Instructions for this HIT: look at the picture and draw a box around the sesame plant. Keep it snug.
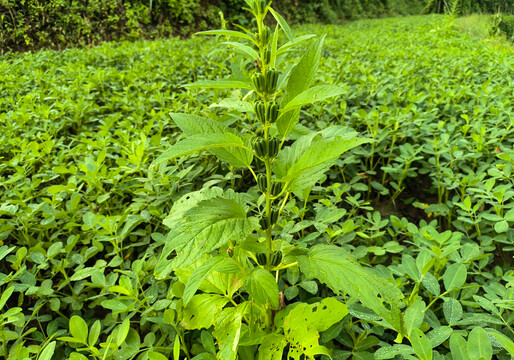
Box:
[149,0,405,358]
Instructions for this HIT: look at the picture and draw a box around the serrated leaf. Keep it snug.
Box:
[276,36,325,137]
[244,268,279,309]
[151,133,251,167]
[183,256,236,306]
[258,334,287,360]
[171,113,253,167]
[280,85,346,113]
[157,196,252,271]
[298,244,403,333]
[213,307,243,360]
[183,80,252,90]
[196,29,254,41]
[180,294,229,330]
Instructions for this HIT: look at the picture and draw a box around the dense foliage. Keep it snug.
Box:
[424,0,513,15]
[0,0,427,54]
[1,4,514,360]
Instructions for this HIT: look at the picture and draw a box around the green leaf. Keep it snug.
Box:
[298,244,404,334]
[274,126,370,193]
[173,334,181,360]
[116,317,131,346]
[148,351,168,360]
[171,113,253,167]
[70,267,100,281]
[467,327,492,360]
[69,353,89,360]
[421,272,440,296]
[157,195,252,271]
[181,294,229,330]
[210,99,254,113]
[404,298,425,336]
[443,263,467,291]
[151,133,251,167]
[201,331,216,355]
[375,344,415,359]
[403,255,421,281]
[196,29,254,42]
[213,307,244,360]
[258,334,287,360]
[450,333,468,360]
[0,245,15,263]
[183,256,236,306]
[221,42,259,60]
[38,341,56,360]
[489,331,514,357]
[244,268,280,309]
[183,80,252,90]
[69,315,88,344]
[276,36,325,137]
[276,35,316,56]
[426,326,452,348]
[268,8,293,42]
[494,220,509,233]
[0,286,14,310]
[88,320,101,346]
[443,298,463,325]
[410,329,433,360]
[280,85,346,113]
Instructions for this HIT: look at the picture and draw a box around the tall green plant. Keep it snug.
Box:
[150,0,404,358]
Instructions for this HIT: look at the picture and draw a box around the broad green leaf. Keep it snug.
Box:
[467,327,492,360]
[88,320,101,346]
[298,244,404,334]
[170,113,253,167]
[157,195,252,271]
[210,99,254,112]
[277,36,325,137]
[173,334,181,360]
[151,133,251,167]
[38,341,56,360]
[213,307,243,360]
[69,315,88,344]
[375,344,415,359]
[116,317,131,346]
[196,29,254,42]
[280,85,346,113]
[404,298,425,336]
[148,351,168,360]
[183,256,236,306]
[69,353,89,360]
[201,330,216,355]
[494,220,509,233]
[410,329,433,360]
[443,298,463,325]
[268,8,293,42]
[183,80,252,90]
[276,35,316,56]
[244,268,279,309]
[443,263,467,291]
[450,333,468,360]
[274,126,369,194]
[403,255,421,281]
[489,331,514,356]
[180,294,229,330]
[221,42,259,59]
[426,326,452,348]
[421,272,440,296]
[0,286,14,310]
[258,334,287,360]
[70,267,100,281]
[0,245,15,263]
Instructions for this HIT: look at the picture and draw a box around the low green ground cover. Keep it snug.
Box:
[0,12,513,360]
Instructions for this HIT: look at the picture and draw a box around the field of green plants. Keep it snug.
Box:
[1,1,513,359]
